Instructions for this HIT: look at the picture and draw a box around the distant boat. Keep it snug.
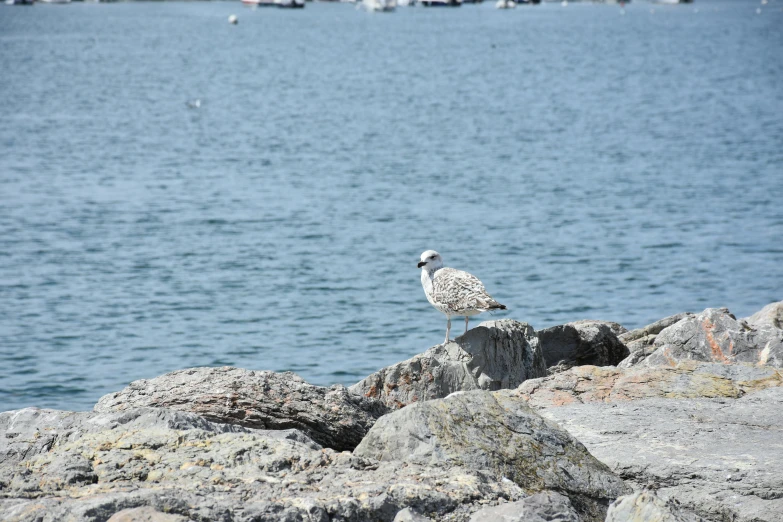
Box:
[420,0,461,6]
[5,0,35,5]
[276,0,305,7]
[363,0,396,10]
[242,0,277,6]
[38,0,71,3]
[462,0,484,3]
[496,0,515,7]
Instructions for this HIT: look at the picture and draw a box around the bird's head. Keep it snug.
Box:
[418,250,443,270]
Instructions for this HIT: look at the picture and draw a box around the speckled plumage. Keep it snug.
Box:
[425,267,504,315]
[418,250,506,343]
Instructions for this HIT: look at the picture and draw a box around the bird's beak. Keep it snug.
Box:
[417,261,426,268]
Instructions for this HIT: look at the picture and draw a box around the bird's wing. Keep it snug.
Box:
[433,268,494,311]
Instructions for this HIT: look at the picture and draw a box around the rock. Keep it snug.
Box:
[108,507,188,522]
[639,307,783,368]
[94,367,388,451]
[537,320,629,370]
[0,407,270,468]
[618,312,695,345]
[393,507,433,521]
[0,407,530,522]
[354,389,630,521]
[349,320,546,410]
[605,491,705,522]
[468,490,580,522]
[516,360,783,409]
[617,313,695,368]
[743,300,783,330]
[537,388,783,522]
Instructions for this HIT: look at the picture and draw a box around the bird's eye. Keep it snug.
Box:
[429,255,436,260]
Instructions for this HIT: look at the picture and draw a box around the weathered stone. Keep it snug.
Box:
[617,313,695,368]
[94,367,388,451]
[0,407,272,469]
[108,506,189,522]
[393,507,433,522]
[640,307,783,368]
[354,389,630,521]
[537,320,629,369]
[743,300,783,330]
[605,491,705,522]
[516,360,783,409]
[618,313,695,345]
[602,321,629,337]
[349,320,546,410]
[468,490,579,522]
[538,388,783,522]
[0,407,529,522]
[616,339,657,369]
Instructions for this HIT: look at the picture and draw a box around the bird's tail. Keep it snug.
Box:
[481,300,507,312]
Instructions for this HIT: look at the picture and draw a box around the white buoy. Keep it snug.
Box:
[561,0,567,6]
[761,0,767,5]
[228,14,238,24]
[756,7,761,13]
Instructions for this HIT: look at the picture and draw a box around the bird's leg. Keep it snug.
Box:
[444,318,451,344]
[465,316,469,334]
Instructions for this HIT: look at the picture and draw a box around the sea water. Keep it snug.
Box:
[1,0,781,411]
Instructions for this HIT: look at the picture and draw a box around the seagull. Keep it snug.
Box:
[418,250,507,344]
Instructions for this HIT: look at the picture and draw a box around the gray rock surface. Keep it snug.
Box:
[516,361,782,409]
[394,507,433,522]
[539,387,783,522]
[537,320,629,369]
[94,367,388,451]
[617,312,695,368]
[107,506,189,522]
[605,491,705,522]
[468,491,580,522]
[0,407,528,522]
[618,312,695,345]
[349,320,546,409]
[0,407,279,468]
[354,389,630,521]
[743,300,783,330]
[639,307,783,368]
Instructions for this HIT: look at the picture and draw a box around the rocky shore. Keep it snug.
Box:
[1,302,781,522]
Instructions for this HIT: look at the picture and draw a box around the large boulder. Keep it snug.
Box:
[468,490,580,522]
[516,360,783,409]
[617,312,695,368]
[108,507,189,522]
[605,491,704,522]
[0,407,273,468]
[392,507,432,522]
[639,307,783,368]
[537,320,629,370]
[0,407,528,522]
[743,300,783,330]
[536,387,783,522]
[94,367,388,452]
[349,320,546,409]
[353,389,630,521]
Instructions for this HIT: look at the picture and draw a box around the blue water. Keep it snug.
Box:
[1,0,781,412]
